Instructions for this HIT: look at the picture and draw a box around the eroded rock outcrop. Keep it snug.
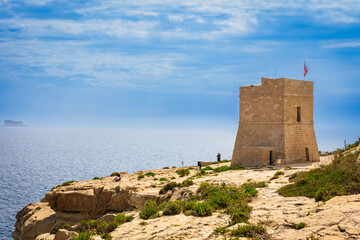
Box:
[12,202,56,240]
[14,173,175,240]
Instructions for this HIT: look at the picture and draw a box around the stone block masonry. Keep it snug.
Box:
[231,77,320,167]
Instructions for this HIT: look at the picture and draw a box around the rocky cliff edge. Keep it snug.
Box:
[13,156,360,240]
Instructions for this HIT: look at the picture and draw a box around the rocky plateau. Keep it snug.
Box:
[13,154,360,240]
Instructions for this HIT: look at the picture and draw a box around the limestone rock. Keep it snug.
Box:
[55,211,91,225]
[13,202,56,240]
[54,229,78,240]
[98,213,117,223]
[95,186,114,213]
[107,191,133,212]
[35,233,55,240]
[169,188,182,201]
[57,189,98,212]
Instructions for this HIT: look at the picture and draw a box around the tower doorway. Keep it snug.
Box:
[305,148,310,161]
[269,151,273,165]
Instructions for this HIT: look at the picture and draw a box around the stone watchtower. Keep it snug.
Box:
[231,77,320,167]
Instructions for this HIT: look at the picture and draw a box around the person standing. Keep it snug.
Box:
[217,153,221,163]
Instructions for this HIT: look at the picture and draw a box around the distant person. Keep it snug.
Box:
[113,173,121,182]
[217,153,221,163]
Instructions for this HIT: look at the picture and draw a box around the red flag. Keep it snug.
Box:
[304,61,308,77]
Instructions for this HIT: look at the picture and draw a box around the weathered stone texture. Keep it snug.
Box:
[232,77,320,167]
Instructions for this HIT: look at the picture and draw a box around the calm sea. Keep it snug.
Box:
[0,127,235,239]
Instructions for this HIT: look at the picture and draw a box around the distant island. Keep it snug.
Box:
[2,120,27,126]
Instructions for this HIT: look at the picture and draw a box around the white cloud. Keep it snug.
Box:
[0,18,156,39]
[323,41,360,48]
[25,0,53,5]
[0,39,190,89]
[168,15,183,22]
[4,0,358,43]
[1,0,360,93]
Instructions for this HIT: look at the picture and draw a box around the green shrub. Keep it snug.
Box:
[242,181,267,188]
[139,221,147,226]
[145,172,155,177]
[207,192,232,208]
[230,224,267,238]
[110,172,118,176]
[278,151,360,201]
[52,180,76,190]
[101,232,112,240]
[228,205,251,225]
[92,177,100,180]
[114,213,127,224]
[181,179,194,187]
[50,222,72,234]
[199,169,207,175]
[295,222,307,230]
[242,181,267,190]
[140,200,159,220]
[137,175,145,180]
[195,202,213,216]
[96,221,110,235]
[80,219,97,231]
[270,171,285,180]
[284,166,293,170]
[71,232,94,240]
[183,210,194,216]
[125,215,134,222]
[163,167,169,169]
[183,201,197,211]
[242,185,258,198]
[176,169,190,177]
[213,166,232,172]
[171,176,176,179]
[159,182,180,194]
[163,201,182,215]
[72,213,133,236]
[203,166,213,171]
[213,226,228,234]
[164,182,180,191]
[231,165,245,170]
[159,177,168,181]
[195,183,257,225]
[309,234,320,240]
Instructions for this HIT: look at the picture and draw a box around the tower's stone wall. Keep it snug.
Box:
[231,77,319,167]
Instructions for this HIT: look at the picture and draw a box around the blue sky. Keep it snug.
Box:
[0,0,359,150]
